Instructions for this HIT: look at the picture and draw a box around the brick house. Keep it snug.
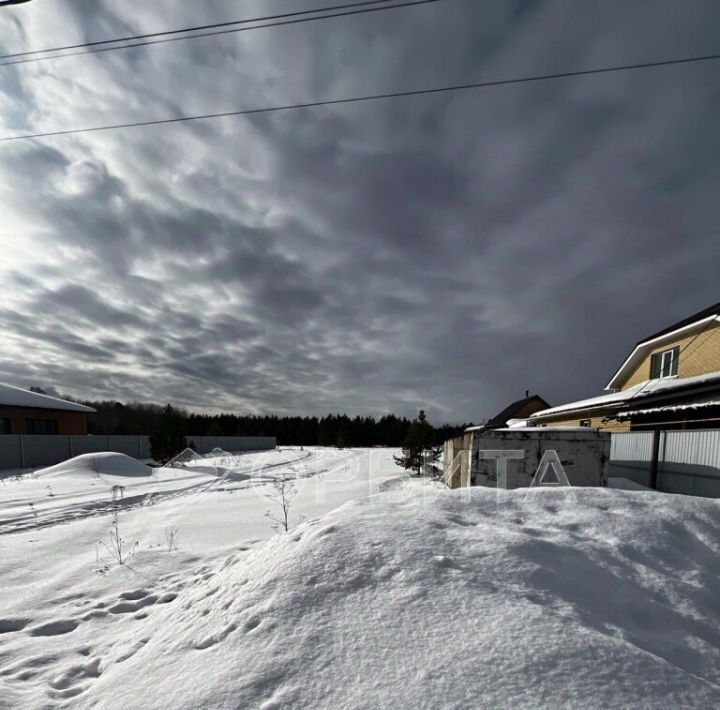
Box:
[0,383,95,435]
[529,302,720,431]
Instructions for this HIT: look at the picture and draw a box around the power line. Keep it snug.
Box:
[3,50,720,143]
[0,0,445,67]
[621,316,719,408]
[0,0,396,57]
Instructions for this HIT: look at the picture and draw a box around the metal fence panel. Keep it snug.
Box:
[693,476,720,498]
[610,432,654,462]
[107,436,145,458]
[0,435,22,470]
[71,436,110,456]
[663,430,720,467]
[0,434,276,472]
[23,436,72,468]
[610,429,720,498]
[608,462,652,487]
[188,436,276,454]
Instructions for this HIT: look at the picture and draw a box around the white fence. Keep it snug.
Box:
[0,435,277,473]
[610,430,720,497]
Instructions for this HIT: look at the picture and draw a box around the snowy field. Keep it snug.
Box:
[2,448,720,708]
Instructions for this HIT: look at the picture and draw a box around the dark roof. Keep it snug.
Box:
[637,302,720,346]
[484,394,551,429]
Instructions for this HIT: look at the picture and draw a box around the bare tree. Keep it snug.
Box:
[265,472,299,532]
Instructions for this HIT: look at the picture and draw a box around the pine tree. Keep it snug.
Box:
[394,410,434,475]
[149,404,187,463]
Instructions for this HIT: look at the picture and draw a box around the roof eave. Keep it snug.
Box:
[0,403,96,413]
[531,402,623,421]
[605,315,720,391]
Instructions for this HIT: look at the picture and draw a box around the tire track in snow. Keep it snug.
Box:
[0,450,349,535]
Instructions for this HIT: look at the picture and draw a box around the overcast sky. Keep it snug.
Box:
[0,0,718,422]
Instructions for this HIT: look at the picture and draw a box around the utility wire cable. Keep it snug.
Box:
[0,0,445,67]
[616,315,720,409]
[0,0,396,57]
[3,50,720,143]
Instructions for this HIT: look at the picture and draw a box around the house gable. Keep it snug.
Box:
[617,320,720,390]
[483,394,550,429]
[606,306,720,391]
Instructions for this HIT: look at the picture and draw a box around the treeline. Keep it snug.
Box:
[82,400,470,448]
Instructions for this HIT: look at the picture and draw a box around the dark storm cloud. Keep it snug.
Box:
[35,284,148,330]
[1,0,719,419]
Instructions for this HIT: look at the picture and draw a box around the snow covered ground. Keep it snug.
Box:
[2,448,720,708]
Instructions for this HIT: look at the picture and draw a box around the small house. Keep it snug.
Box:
[0,383,95,435]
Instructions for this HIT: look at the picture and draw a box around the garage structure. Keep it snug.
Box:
[444,426,610,489]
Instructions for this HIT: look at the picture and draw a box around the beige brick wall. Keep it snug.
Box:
[620,321,720,390]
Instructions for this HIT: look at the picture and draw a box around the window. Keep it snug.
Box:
[0,417,11,434]
[579,419,592,427]
[650,346,679,379]
[25,419,59,435]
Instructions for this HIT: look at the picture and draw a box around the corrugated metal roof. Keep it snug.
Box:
[617,400,720,419]
[531,371,720,419]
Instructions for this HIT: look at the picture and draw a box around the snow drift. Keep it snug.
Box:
[38,452,152,479]
[66,486,720,708]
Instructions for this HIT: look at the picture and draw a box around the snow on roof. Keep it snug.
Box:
[489,426,606,433]
[531,371,720,419]
[465,416,539,433]
[0,383,95,413]
[505,418,530,429]
[617,399,720,419]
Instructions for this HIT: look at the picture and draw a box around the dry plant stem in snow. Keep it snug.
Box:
[265,473,298,532]
[165,525,180,552]
[97,493,138,566]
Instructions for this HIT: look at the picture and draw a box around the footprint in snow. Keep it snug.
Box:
[120,589,150,601]
[28,619,79,637]
[82,609,109,621]
[109,596,157,615]
[0,618,31,634]
[115,637,150,663]
[0,653,62,682]
[108,590,177,615]
[48,656,102,693]
[243,615,262,632]
[194,622,237,650]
